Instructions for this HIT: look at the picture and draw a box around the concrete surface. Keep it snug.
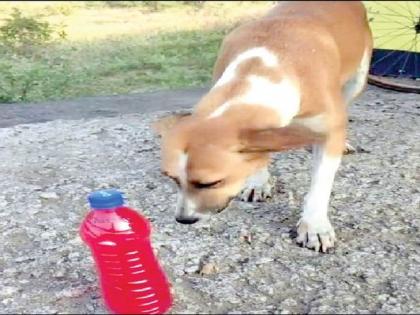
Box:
[0,87,207,128]
[0,86,419,314]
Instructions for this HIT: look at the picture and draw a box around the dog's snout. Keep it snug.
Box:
[175,216,200,225]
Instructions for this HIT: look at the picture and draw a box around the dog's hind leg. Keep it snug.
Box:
[342,48,371,155]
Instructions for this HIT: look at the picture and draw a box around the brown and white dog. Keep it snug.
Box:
[154,1,373,252]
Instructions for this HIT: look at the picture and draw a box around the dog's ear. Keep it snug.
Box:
[239,125,325,153]
[152,112,191,137]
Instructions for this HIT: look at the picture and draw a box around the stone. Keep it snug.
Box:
[199,262,219,275]
[39,192,59,200]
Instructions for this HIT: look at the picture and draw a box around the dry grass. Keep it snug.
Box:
[0,1,272,41]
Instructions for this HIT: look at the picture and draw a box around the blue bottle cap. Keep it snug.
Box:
[88,189,125,209]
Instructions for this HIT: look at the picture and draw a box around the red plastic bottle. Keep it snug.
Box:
[80,189,173,314]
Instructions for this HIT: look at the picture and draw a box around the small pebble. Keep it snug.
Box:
[199,262,219,275]
[39,192,59,200]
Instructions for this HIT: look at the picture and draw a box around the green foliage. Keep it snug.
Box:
[0,27,229,103]
[0,8,53,52]
[0,8,72,102]
[0,51,82,103]
[0,8,67,55]
[0,1,260,103]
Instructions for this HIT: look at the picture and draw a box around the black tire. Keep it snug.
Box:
[368,74,420,94]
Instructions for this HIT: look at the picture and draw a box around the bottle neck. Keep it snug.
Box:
[91,205,123,211]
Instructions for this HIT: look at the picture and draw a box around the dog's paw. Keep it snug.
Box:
[239,168,272,202]
[240,180,272,202]
[343,141,356,155]
[296,216,336,253]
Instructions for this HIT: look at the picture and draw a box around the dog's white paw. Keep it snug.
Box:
[343,141,356,155]
[296,215,336,253]
[239,168,272,202]
[240,181,272,202]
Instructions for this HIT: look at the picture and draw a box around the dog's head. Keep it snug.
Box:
[153,112,324,224]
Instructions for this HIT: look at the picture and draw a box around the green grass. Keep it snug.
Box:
[76,28,232,95]
[0,27,232,103]
[0,1,272,103]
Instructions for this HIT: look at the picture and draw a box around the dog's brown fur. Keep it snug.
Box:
[154,1,372,251]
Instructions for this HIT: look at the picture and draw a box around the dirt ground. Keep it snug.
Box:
[0,86,419,314]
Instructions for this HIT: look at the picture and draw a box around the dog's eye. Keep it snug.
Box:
[191,179,223,189]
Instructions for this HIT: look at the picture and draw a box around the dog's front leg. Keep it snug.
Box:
[296,125,345,252]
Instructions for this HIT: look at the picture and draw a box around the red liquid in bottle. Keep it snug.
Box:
[80,189,173,314]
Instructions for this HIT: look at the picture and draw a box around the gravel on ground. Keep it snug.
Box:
[0,86,419,314]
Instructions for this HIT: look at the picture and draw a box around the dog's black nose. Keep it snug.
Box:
[175,217,199,225]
